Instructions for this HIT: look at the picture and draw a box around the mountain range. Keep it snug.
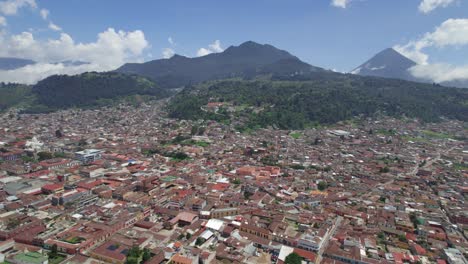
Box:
[116,41,324,88]
[0,41,467,128]
[2,42,467,89]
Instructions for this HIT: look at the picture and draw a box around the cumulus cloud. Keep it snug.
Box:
[39,8,48,19]
[0,15,6,26]
[162,47,175,59]
[331,0,351,8]
[394,18,468,83]
[0,62,102,84]
[168,37,174,45]
[48,22,61,31]
[0,28,149,84]
[0,0,36,15]
[196,40,223,57]
[409,63,468,83]
[394,18,468,64]
[418,0,456,14]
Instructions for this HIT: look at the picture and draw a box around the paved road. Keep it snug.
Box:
[315,216,342,264]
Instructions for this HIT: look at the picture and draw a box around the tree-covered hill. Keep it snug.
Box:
[29,72,170,111]
[167,75,468,130]
[0,83,34,111]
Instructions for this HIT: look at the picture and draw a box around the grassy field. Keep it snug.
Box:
[290,132,302,139]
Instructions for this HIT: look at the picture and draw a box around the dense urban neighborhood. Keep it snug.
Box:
[0,100,466,264]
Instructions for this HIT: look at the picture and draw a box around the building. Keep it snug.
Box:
[75,149,103,164]
[444,248,468,264]
[210,208,239,219]
[51,189,98,209]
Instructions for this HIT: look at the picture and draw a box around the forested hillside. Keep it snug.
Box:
[168,75,468,130]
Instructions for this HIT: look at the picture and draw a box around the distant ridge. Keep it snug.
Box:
[0,57,36,70]
[116,41,324,88]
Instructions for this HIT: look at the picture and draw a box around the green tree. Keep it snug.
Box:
[398,234,407,242]
[142,248,151,262]
[37,151,53,161]
[232,178,241,185]
[285,252,302,264]
[195,237,204,246]
[318,181,327,191]
[49,244,58,259]
[380,166,390,173]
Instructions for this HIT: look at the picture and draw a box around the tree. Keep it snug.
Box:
[285,252,302,264]
[49,244,58,259]
[377,232,385,239]
[190,125,199,135]
[142,248,151,262]
[195,237,204,246]
[55,129,63,138]
[380,166,390,173]
[126,246,142,264]
[37,151,53,161]
[232,178,241,185]
[318,181,327,191]
[398,234,407,242]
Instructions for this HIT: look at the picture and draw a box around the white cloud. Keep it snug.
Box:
[0,62,102,84]
[0,0,36,15]
[196,48,211,57]
[418,0,456,14]
[196,40,223,57]
[394,18,468,64]
[0,28,149,84]
[162,47,174,59]
[39,8,48,19]
[208,40,223,52]
[0,15,6,26]
[394,41,430,65]
[409,63,468,83]
[331,0,351,8]
[394,18,468,82]
[48,22,61,31]
[168,37,174,45]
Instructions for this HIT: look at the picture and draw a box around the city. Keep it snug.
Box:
[0,101,466,264]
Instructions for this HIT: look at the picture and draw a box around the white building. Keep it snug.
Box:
[75,149,103,164]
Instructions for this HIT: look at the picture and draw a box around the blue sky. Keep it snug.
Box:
[0,0,467,83]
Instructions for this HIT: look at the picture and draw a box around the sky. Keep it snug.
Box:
[0,0,467,84]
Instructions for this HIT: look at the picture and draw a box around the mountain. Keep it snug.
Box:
[168,73,468,129]
[351,48,468,88]
[0,57,36,70]
[116,41,324,88]
[351,48,417,81]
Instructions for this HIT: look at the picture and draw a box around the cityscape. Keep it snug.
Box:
[0,1,467,264]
